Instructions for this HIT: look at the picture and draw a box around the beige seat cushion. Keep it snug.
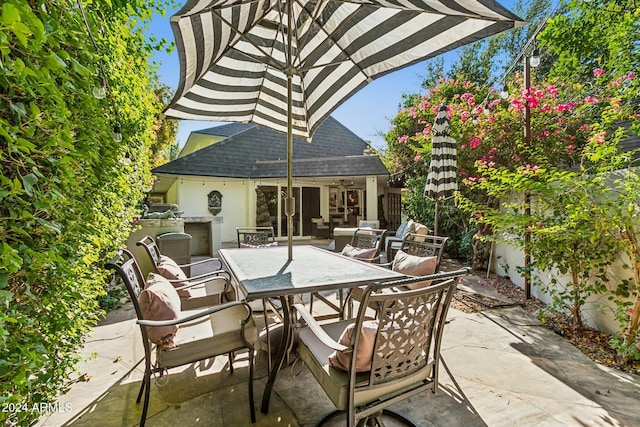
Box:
[298,320,431,410]
[156,255,192,297]
[341,244,377,260]
[328,320,378,372]
[179,276,229,310]
[140,273,181,347]
[156,304,257,369]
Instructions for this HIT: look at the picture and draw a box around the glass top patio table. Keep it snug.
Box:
[218,244,405,301]
[217,244,406,414]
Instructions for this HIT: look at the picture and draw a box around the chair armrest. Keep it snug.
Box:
[361,254,382,264]
[184,270,231,281]
[137,301,252,327]
[179,257,223,269]
[378,261,393,269]
[292,303,350,353]
[173,275,229,292]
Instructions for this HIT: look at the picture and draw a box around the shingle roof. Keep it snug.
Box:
[193,122,254,137]
[251,156,389,178]
[153,116,389,178]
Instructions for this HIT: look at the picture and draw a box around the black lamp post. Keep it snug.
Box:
[523,48,540,299]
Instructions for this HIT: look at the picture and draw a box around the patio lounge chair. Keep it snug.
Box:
[105,249,257,426]
[385,220,430,262]
[137,235,234,309]
[293,269,468,427]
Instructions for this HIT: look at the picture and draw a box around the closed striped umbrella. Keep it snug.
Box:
[425,105,458,236]
[164,0,524,259]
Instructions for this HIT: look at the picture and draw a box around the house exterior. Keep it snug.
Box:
[150,117,401,255]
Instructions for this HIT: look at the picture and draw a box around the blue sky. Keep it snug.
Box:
[150,1,519,150]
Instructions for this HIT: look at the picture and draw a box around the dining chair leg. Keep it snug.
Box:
[139,370,151,427]
[136,371,146,403]
[229,352,234,374]
[248,347,256,423]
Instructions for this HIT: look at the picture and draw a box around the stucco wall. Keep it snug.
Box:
[163,177,249,246]
[163,176,385,249]
[491,241,633,335]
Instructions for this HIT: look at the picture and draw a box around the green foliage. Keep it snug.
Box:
[457,79,639,349]
[255,188,272,227]
[403,176,477,263]
[382,0,640,358]
[151,84,179,167]
[539,0,640,82]
[0,1,172,424]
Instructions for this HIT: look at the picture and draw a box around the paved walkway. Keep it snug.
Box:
[36,249,640,427]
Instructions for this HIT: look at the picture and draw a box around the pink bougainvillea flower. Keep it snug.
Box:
[460,144,466,151]
[470,137,482,149]
[585,96,598,104]
[628,73,635,79]
[398,134,409,144]
[414,153,421,162]
[591,132,606,145]
[593,68,605,77]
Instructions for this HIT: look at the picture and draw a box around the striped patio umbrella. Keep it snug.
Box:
[164,0,524,259]
[424,105,458,236]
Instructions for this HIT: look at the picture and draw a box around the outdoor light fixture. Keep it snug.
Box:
[92,79,107,99]
[529,48,540,68]
[500,85,509,99]
[113,123,123,142]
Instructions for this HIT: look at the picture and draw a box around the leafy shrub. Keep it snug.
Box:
[0,1,170,424]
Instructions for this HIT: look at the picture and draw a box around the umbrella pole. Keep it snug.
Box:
[286,0,293,261]
[286,73,293,261]
[433,200,439,236]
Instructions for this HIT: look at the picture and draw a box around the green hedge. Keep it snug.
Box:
[0,1,169,424]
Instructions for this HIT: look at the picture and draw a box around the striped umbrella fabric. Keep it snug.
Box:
[164,0,525,140]
[425,105,458,236]
[163,0,523,259]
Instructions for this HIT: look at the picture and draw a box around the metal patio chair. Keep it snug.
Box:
[293,269,469,427]
[137,235,234,309]
[236,226,277,247]
[309,228,388,320]
[105,249,257,426]
[345,234,449,318]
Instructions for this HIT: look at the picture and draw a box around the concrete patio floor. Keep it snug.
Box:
[36,244,640,427]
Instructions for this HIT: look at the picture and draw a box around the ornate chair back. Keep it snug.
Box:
[295,269,469,426]
[237,227,276,247]
[400,233,449,272]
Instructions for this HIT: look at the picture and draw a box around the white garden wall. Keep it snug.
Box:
[492,241,634,335]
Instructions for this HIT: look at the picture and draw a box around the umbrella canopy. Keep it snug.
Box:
[425,105,458,236]
[164,0,524,258]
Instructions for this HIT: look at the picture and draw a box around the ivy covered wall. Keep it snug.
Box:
[0,1,172,424]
